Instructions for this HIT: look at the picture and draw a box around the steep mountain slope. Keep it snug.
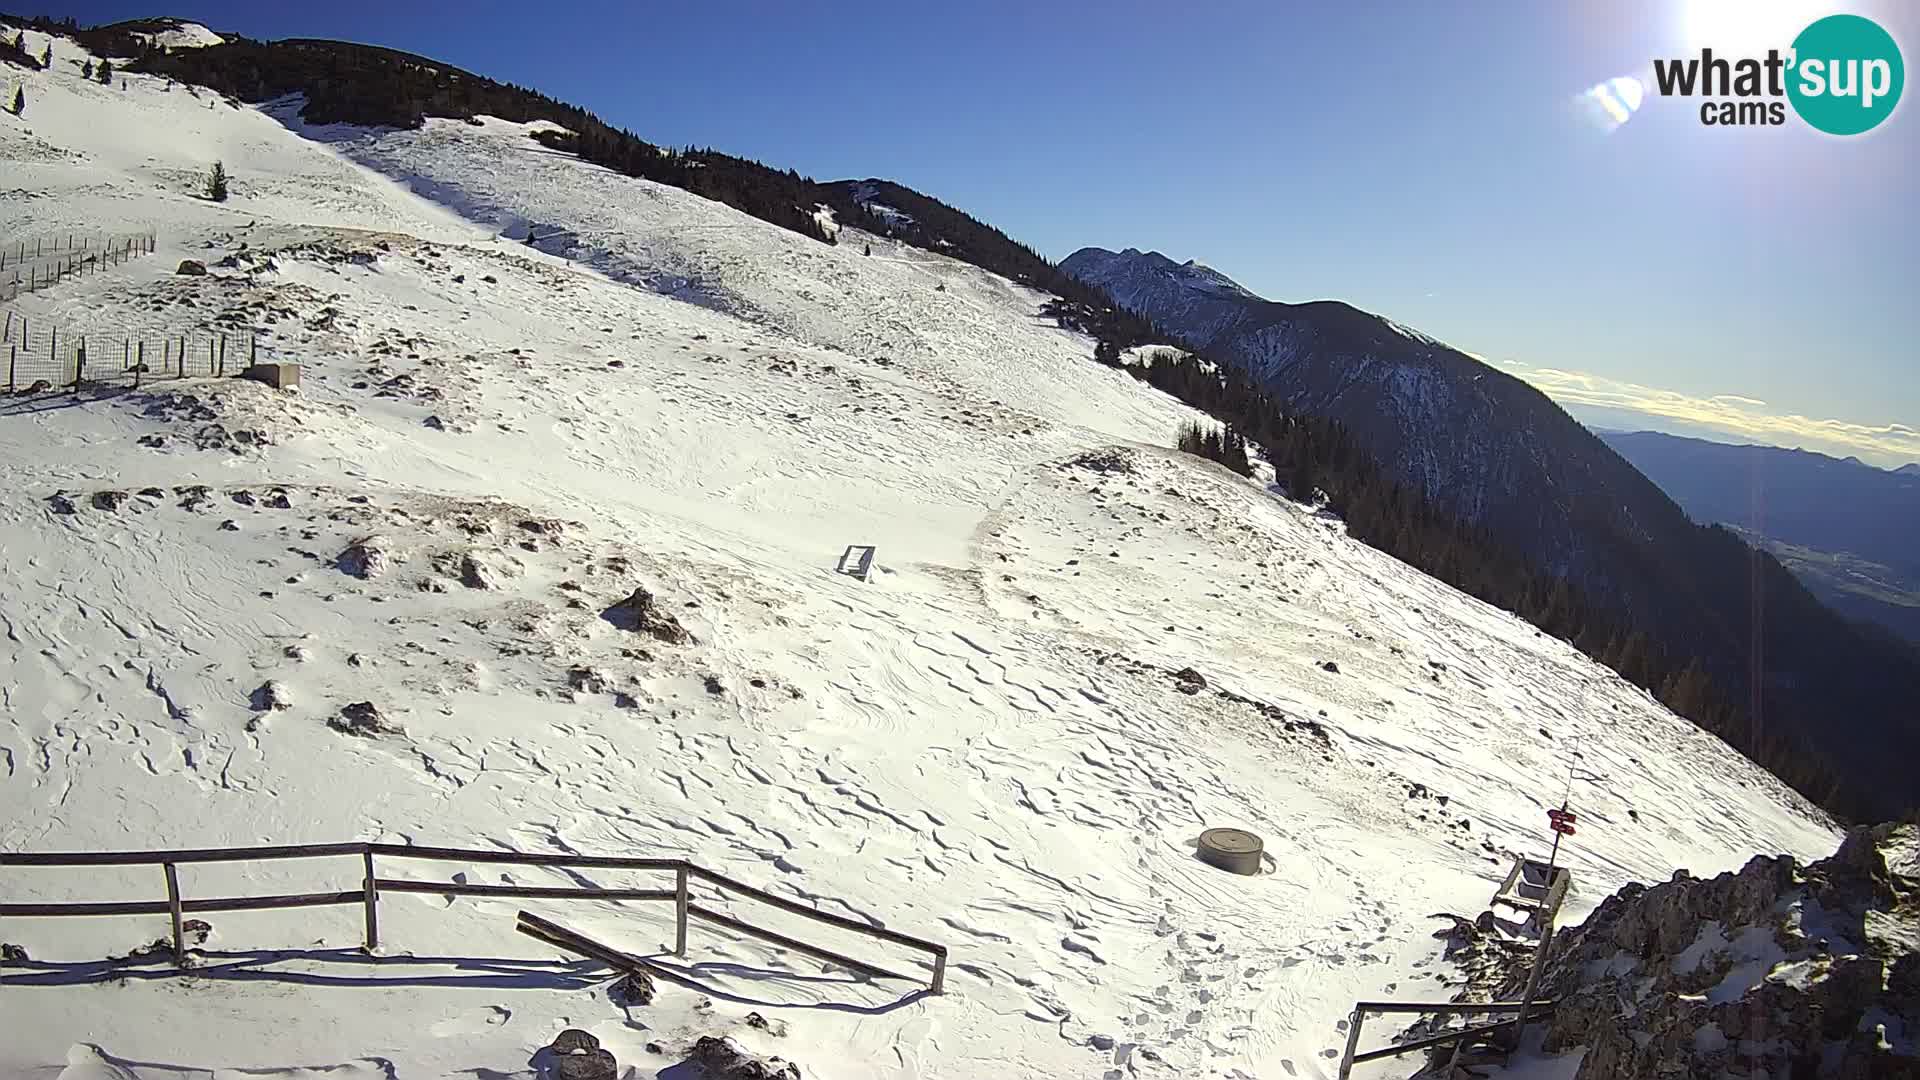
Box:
[1062,246,1920,819]
[0,21,1842,1079]
[1601,430,1920,643]
[1060,249,1677,563]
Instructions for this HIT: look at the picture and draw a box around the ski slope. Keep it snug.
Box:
[0,25,1839,1080]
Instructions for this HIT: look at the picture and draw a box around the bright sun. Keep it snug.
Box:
[1682,0,1837,55]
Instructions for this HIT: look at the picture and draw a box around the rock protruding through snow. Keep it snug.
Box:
[602,586,693,644]
[1440,821,1920,1078]
[687,1035,802,1080]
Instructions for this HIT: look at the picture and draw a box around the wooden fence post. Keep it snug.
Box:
[674,866,690,957]
[135,341,143,389]
[163,863,186,966]
[74,337,85,389]
[7,345,14,394]
[362,848,379,952]
[218,334,226,377]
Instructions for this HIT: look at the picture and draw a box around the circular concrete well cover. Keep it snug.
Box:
[1197,827,1264,875]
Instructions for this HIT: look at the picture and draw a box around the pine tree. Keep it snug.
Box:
[205,161,229,202]
[10,85,22,116]
[96,59,113,85]
[81,59,93,79]
[40,43,50,68]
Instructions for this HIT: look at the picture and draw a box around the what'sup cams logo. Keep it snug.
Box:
[1653,14,1904,133]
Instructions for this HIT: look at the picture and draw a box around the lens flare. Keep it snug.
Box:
[1580,75,1647,131]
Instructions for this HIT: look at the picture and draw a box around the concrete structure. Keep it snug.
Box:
[241,362,300,390]
[1197,827,1263,875]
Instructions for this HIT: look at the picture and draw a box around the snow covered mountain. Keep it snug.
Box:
[0,22,1845,1080]
[1059,247,1668,566]
[1061,246,1920,821]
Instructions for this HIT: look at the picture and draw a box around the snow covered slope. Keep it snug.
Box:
[0,27,1838,1080]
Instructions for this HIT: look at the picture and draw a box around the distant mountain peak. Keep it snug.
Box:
[1063,246,1257,302]
[1899,463,1920,475]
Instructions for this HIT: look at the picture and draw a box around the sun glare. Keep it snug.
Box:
[1682,0,1839,55]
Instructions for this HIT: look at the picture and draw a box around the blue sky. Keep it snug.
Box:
[47,0,1920,465]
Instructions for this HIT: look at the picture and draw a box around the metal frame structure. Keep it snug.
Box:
[836,544,876,583]
[1336,998,1557,1078]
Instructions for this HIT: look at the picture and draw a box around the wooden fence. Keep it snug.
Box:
[3,313,267,394]
[1,233,156,302]
[0,841,948,994]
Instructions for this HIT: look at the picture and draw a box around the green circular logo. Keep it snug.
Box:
[1787,14,1904,135]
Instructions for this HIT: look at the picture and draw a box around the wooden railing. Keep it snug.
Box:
[0,841,948,994]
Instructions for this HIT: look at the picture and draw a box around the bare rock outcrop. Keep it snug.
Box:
[336,538,388,579]
[687,1036,802,1080]
[602,586,693,645]
[1440,822,1920,1079]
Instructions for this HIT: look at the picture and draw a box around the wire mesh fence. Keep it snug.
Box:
[0,232,158,302]
[3,314,269,395]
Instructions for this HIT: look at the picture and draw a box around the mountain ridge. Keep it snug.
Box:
[1064,244,1920,818]
[1601,428,1920,643]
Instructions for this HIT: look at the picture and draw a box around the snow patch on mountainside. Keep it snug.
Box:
[849,181,916,230]
[135,19,226,50]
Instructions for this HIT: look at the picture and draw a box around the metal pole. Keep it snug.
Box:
[674,866,689,957]
[1511,918,1555,1049]
[1338,1007,1365,1079]
[163,863,186,966]
[362,848,379,951]
[1511,801,1568,1050]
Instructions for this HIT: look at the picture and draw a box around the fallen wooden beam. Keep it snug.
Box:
[515,910,659,973]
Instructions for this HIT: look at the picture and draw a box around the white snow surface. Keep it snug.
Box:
[0,29,1840,1080]
[135,20,226,51]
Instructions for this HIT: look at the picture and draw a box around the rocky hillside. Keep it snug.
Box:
[1442,821,1919,1078]
[1062,246,1920,820]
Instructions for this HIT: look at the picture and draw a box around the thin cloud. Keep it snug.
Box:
[1505,364,1920,465]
